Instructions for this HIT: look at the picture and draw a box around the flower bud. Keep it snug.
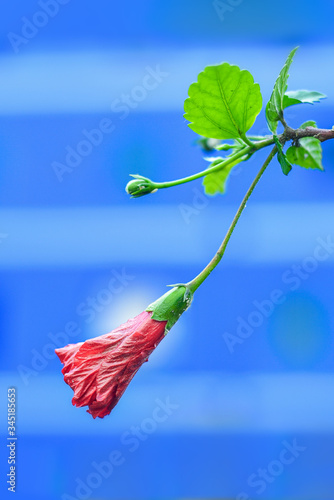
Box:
[125,175,158,198]
[55,285,192,418]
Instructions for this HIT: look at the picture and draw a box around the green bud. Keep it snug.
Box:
[216,143,233,151]
[125,175,158,198]
[196,137,221,151]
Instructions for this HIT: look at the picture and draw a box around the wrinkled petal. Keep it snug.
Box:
[55,342,84,375]
[55,310,167,418]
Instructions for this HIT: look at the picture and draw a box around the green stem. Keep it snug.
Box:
[241,134,255,148]
[153,137,275,190]
[186,146,278,293]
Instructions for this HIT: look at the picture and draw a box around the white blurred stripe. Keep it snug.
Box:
[0,44,333,114]
[0,372,333,435]
[1,203,334,267]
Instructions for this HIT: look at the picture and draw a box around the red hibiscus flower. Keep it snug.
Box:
[56,285,192,418]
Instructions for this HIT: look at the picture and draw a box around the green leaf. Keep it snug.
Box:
[283,90,326,109]
[286,137,324,171]
[184,63,262,140]
[202,156,243,195]
[299,120,317,129]
[266,47,299,133]
[273,136,292,176]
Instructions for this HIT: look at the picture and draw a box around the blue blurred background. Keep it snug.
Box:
[1,1,334,499]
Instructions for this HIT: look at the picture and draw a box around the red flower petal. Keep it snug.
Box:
[55,311,167,418]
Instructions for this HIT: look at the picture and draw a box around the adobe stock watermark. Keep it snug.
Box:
[213,0,244,22]
[236,439,306,499]
[178,163,244,224]
[17,268,135,385]
[223,235,334,353]
[52,65,169,182]
[61,397,179,500]
[178,187,210,224]
[7,0,71,54]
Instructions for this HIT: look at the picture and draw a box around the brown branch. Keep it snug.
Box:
[283,126,334,143]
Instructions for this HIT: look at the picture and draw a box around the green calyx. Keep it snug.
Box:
[146,285,193,333]
[125,175,158,198]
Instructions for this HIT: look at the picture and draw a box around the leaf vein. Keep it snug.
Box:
[189,100,237,136]
[228,74,243,104]
[242,85,251,134]
[215,66,239,134]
